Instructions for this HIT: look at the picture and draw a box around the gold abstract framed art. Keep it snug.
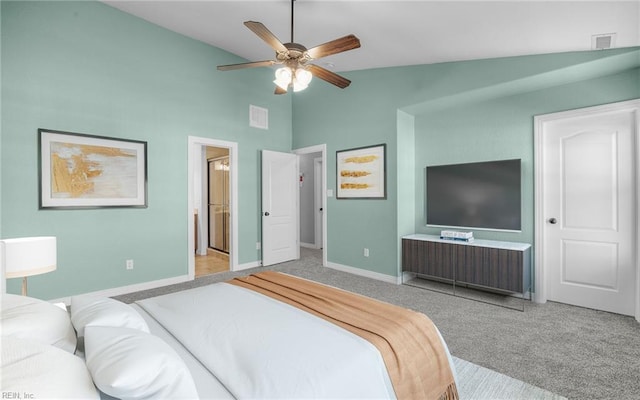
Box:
[39,129,147,209]
[336,143,386,199]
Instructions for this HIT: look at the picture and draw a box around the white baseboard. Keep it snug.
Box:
[196,248,208,256]
[49,258,263,305]
[326,262,401,285]
[300,242,320,249]
[49,274,192,306]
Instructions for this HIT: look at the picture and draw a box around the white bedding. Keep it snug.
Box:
[137,282,398,399]
[2,276,455,399]
[130,303,234,399]
[1,336,100,399]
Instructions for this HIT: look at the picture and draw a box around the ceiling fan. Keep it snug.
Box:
[217,0,361,94]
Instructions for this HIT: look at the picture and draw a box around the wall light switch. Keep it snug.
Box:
[327,189,333,197]
[364,248,369,257]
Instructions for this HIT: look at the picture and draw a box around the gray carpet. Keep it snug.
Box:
[114,248,640,400]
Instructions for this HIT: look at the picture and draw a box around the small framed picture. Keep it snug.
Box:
[336,143,386,199]
[39,129,147,209]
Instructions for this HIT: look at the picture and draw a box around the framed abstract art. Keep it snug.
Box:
[336,143,386,199]
[39,129,147,209]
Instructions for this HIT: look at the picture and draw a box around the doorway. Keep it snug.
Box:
[298,151,322,249]
[534,99,639,320]
[187,136,238,279]
[197,149,230,277]
[294,144,327,267]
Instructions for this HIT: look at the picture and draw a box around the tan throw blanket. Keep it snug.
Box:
[228,271,458,400]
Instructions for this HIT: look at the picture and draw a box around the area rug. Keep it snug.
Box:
[453,357,566,400]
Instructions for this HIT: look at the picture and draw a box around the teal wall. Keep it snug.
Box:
[1,1,292,299]
[415,67,640,245]
[293,70,403,276]
[293,48,639,278]
[2,1,639,298]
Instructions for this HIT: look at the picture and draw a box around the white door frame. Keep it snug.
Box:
[533,99,640,322]
[187,136,239,277]
[294,144,328,266]
[314,157,323,250]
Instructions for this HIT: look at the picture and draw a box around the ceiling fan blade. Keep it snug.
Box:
[307,64,351,89]
[217,60,275,71]
[275,86,287,95]
[306,35,361,60]
[244,21,288,53]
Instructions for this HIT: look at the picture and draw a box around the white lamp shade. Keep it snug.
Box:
[292,68,312,92]
[274,67,292,90]
[295,68,312,85]
[2,236,57,278]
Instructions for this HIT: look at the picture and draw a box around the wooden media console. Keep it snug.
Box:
[402,234,532,309]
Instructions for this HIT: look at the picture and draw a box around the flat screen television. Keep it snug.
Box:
[426,159,521,231]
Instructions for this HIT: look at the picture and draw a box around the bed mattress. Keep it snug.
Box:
[136,282,397,399]
[134,273,457,399]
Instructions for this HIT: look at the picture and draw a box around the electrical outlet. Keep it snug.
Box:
[126,259,134,270]
[364,248,369,257]
[256,242,261,250]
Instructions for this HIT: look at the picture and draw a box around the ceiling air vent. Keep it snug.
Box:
[249,105,268,130]
[592,33,616,50]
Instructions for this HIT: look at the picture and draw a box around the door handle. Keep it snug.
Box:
[264,212,270,216]
[548,218,557,224]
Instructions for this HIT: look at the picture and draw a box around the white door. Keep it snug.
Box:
[262,150,299,266]
[540,103,637,316]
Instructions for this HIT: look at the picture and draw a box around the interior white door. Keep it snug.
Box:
[542,107,637,316]
[262,150,299,266]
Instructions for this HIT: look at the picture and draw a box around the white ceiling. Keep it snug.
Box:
[103,1,640,72]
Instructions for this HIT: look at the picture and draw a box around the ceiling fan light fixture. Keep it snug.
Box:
[295,68,312,85]
[292,80,308,92]
[220,0,359,94]
[292,68,312,92]
[274,66,313,92]
[274,67,292,90]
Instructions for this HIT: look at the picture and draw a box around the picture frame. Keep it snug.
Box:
[39,129,148,209]
[336,143,386,199]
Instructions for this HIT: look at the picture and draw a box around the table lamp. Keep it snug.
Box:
[1,236,57,296]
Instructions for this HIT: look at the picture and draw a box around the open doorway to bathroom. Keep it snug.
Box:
[195,146,230,277]
[188,136,238,279]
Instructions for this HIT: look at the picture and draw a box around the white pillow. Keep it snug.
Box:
[1,336,100,399]
[1,293,77,353]
[70,296,149,337]
[84,326,199,400]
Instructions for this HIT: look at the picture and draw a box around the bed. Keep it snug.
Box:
[1,271,458,400]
